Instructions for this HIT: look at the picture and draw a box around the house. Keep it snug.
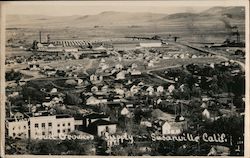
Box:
[114,88,125,96]
[99,62,109,70]
[148,60,154,67]
[18,79,26,86]
[88,120,117,136]
[146,86,154,95]
[202,109,221,121]
[86,96,99,105]
[201,102,208,108]
[168,84,175,93]
[83,113,110,127]
[157,98,162,104]
[130,69,142,76]
[130,85,139,94]
[6,118,29,139]
[157,86,164,93]
[162,121,187,135]
[90,74,103,83]
[115,64,123,70]
[13,112,25,120]
[50,88,58,94]
[116,71,126,80]
[28,61,40,71]
[140,118,152,127]
[120,107,130,118]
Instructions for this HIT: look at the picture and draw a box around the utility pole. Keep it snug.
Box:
[28,96,31,113]
[197,124,200,154]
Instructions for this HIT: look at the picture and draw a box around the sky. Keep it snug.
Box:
[2,1,233,16]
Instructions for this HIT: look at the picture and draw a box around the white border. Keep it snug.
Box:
[0,1,249,158]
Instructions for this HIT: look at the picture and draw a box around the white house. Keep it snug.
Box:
[116,71,126,80]
[90,74,103,83]
[130,85,139,94]
[7,118,29,139]
[202,109,210,119]
[115,64,123,70]
[86,96,107,105]
[168,84,175,93]
[148,60,154,67]
[50,88,58,94]
[86,96,100,105]
[121,107,130,117]
[157,86,164,93]
[146,86,154,95]
[131,69,142,76]
[90,120,117,137]
[115,88,125,96]
[162,121,183,135]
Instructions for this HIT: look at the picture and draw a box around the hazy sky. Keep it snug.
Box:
[3,1,231,16]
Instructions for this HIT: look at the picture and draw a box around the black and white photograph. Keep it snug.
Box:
[1,1,249,157]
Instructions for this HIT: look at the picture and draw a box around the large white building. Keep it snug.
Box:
[6,114,75,139]
[29,114,75,139]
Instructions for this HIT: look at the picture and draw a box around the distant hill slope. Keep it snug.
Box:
[6,6,245,28]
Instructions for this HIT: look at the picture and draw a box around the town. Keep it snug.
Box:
[4,5,246,156]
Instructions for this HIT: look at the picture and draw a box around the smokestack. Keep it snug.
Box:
[47,34,50,44]
[39,31,42,43]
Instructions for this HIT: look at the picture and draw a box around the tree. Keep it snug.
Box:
[5,69,22,82]
[64,92,82,105]
[32,40,38,50]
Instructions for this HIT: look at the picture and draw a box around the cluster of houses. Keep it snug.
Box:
[5,37,245,155]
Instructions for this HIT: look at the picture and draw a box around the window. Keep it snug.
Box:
[13,127,15,130]
[42,132,45,135]
[57,124,60,127]
[48,131,52,135]
[68,129,71,132]
[68,123,70,126]
[63,129,66,133]
[23,126,26,129]
[42,123,45,128]
[13,133,16,137]
[48,122,52,127]
[35,123,38,128]
[63,123,65,127]
[57,129,60,133]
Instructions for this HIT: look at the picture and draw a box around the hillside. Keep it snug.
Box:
[6,6,245,28]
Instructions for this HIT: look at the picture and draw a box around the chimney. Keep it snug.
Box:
[47,34,50,44]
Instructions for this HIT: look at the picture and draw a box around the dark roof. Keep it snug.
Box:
[56,114,73,119]
[90,120,117,126]
[84,113,109,119]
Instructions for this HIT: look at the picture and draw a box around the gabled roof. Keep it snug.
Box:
[89,120,116,126]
